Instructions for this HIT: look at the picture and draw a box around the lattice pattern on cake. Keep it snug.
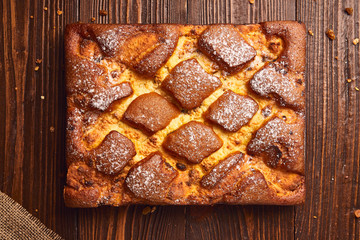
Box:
[64,22,306,207]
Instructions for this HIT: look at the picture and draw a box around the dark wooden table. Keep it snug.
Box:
[1,0,359,239]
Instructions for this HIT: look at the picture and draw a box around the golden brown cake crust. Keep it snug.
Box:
[64,21,306,207]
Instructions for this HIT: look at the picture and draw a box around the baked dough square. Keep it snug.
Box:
[64,21,306,207]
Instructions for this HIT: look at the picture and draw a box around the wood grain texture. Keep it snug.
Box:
[0,0,359,239]
[296,0,360,239]
[0,0,77,239]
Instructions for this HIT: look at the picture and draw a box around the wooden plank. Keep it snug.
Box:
[187,0,231,24]
[186,205,294,240]
[0,0,5,200]
[0,0,78,239]
[117,2,188,239]
[125,206,186,240]
[78,207,129,239]
[296,0,360,239]
[186,1,297,239]
[74,1,130,239]
[73,1,187,239]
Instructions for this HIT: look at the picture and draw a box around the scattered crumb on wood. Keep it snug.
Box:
[355,209,360,218]
[44,7,48,11]
[326,29,335,40]
[99,10,108,16]
[41,95,45,100]
[34,66,39,71]
[249,0,255,4]
[15,87,18,91]
[36,59,42,64]
[35,209,38,212]
[30,15,34,19]
[355,87,359,91]
[91,17,96,22]
[313,216,317,219]
[142,206,151,215]
[151,206,156,213]
[50,126,55,132]
[353,38,359,45]
[308,30,314,36]
[334,56,338,60]
[57,10,63,15]
[347,79,352,83]
[345,8,353,15]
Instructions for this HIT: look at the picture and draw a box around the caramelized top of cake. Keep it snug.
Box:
[64,22,306,207]
[162,58,222,110]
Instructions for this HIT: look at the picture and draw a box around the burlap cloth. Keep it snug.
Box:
[0,191,62,240]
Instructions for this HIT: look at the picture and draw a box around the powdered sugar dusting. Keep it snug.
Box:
[125,152,177,201]
[126,25,180,76]
[162,58,222,110]
[66,107,87,162]
[163,121,223,163]
[234,169,271,202]
[94,25,179,76]
[248,118,296,152]
[250,63,302,108]
[68,57,104,93]
[201,152,243,188]
[206,90,258,131]
[89,82,133,111]
[93,131,136,175]
[247,117,303,173]
[95,28,124,55]
[68,56,132,111]
[198,25,256,72]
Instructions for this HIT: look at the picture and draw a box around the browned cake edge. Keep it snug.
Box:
[64,21,306,207]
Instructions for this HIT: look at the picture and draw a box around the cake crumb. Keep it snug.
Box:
[353,38,359,45]
[57,10,63,15]
[99,10,108,16]
[355,87,359,91]
[355,209,360,218]
[35,209,38,212]
[36,59,42,64]
[30,15,34,19]
[345,8,353,15]
[326,29,336,40]
[41,95,45,100]
[308,30,314,36]
[15,87,18,91]
[334,56,338,60]
[50,126,55,132]
[142,206,151,215]
[34,66,39,71]
[91,17,96,22]
[313,216,317,219]
[151,206,156,213]
[249,0,255,4]
[44,7,48,11]
[347,79,352,83]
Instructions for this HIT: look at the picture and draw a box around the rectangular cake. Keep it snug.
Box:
[64,21,306,207]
